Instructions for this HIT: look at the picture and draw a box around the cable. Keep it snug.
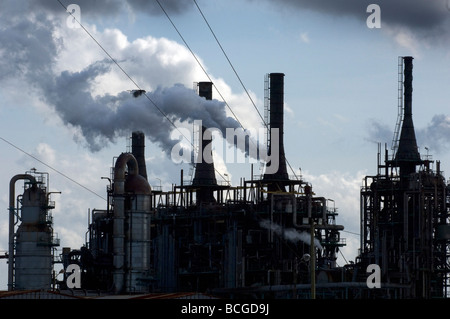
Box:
[193,0,265,127]
[192,0,299,180]
[56,0,190,145]
[155,0,245,131]
[342,230,360,236]
[157,0,276,182]
[57,0,229,183]
[339,248,349,265]
[0,136,107,201]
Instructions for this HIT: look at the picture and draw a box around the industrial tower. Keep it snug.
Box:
[359,57,450,298]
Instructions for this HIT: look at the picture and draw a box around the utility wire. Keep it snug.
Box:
[342,230,360,236]
[192,0,299,180]
[0,136,107,201]
[193,0,265,127]
[339,248,349,265]
[157,0,271,181]
[56,0,190,145]
[57,0,229,183]
[155,0,244,131]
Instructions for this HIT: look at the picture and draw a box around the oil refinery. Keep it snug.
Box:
[2,57,449,299]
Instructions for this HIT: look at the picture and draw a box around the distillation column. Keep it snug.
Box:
[9,172,59,290]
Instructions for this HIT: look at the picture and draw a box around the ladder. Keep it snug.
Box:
[264,73,270,150]
[391,56,404,159]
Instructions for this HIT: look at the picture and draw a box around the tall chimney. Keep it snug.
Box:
[192,82,217,203]
[132,131,148,181]
[394,56,421,176]
[263,73,289,182]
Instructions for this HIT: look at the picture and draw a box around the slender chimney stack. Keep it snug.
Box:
[263,73,289,183]
[192,82,217,203]
[132,131,148,181]
[394,56,422,176]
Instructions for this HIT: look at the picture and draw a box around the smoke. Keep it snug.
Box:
[418,114,450,153]
[261,0,450,32]
[0,1,262,159]
[259,219,323,250]
[365,119,394,146]
[367,114,450,155]
[0,5,59,84]
[257,0,450,51]
[30,0,194,17]
[40,58,253,155]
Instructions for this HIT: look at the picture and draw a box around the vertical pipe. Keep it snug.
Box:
[113,153,139,293]
[394,56,421,176]
[180,169,184,206]
[8,174,36,291]
[193,82,217,203]
[132,131,148,181]
[264,73,288,182]
[310,221,316,299]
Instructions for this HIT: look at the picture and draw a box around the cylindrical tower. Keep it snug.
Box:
[264,73,289,183]
[11,174,58,290]
[394,56,422,177]
[192,81,218,204]
[132,131,148,181]
[113,152,151,293]
[124,172,151,292]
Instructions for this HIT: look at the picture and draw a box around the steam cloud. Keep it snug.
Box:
[0,1,262,159]
[368,115,450,155]
[262,0,450,33]
[259,219,323,250]
[42,59,249,154]
[31,0,194,17]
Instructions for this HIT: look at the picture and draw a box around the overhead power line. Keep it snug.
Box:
[56,0,230,183]
[56,0,189,143]
[155,0,245,131]
[0,136,107,201]
[192,0,265,127]
[192,0,299,179]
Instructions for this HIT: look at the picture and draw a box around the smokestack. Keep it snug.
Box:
[394,56,422,176]
[192,82,217,203]
[264,73,289,182]
[132,131,148,181]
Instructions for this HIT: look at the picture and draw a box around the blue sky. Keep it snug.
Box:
[1,0,450,289]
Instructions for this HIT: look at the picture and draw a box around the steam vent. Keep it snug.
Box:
[4,62,449,299]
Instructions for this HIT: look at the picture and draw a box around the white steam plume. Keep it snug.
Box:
[0,1,262,160]
[259,219,323,250]
[41,59,262,158]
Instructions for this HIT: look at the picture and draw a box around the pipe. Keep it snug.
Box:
[310,221,316,299]
[263,73,288,183]
[113,153,139,293]
[8,174,37,291]
[192,82,217,203]
[212,281,412,295]
[292,194,298,227]
[313,197,327,224]
[131,131,147,181]
[394,56,421,176]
